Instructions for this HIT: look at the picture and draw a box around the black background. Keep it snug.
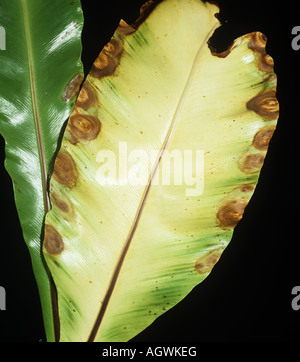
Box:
[0,0,299,344]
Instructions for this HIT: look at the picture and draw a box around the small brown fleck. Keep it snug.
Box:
[240,153,265,174]
[68,114,101,143]
[217,198,248,228]
[253,125,276,151]
[52,151,77,187]
[195,248,224,274]
[246,90,279,120]
[62,73,84,102]
[44,225,64,255]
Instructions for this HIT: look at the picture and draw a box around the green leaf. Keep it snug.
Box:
[0,0,83,341]
[44,0,278,341]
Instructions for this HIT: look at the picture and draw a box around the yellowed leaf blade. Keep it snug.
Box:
[43,0,278,342]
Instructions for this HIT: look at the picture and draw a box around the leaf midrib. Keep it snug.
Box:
[21,0,49,212]
[21,0,59,341]
[87,21,220,342]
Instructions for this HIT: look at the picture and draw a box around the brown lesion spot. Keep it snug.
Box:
[247,90,279,120]
[76,82,97,110]
[90,37,123,79]
[195,248,225,274]
[253,125,276,151]
[51,193,69,213]
[239,153,265,174]
[52,151,77,187]
[44,225,64,255]
[238,184,255,193]
[248,32,267,52]
[217,198,248,228]
[116,19,136,35]
[68,114,101,143]
[62,73,84,102]
[248,32,274,73]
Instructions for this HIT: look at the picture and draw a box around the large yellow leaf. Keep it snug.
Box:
[43,0,278,341]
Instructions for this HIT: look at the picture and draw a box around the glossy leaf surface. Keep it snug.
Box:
[44,0,278,341]
[0,0,83,341]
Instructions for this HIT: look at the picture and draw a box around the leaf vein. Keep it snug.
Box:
[87,21,219,342]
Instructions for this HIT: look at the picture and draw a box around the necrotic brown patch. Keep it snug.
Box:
[260,54,274,73]
[248,32,274,73]
[90,37,123,79]
[248,32,267,52]
[240,153,265,174]
[208,37,241,59]
[247,90,279,120]
[51,193,69,213]
[195,248,225,274]
[116,19,135,35]
[217,198,248,228]
[76,82,97,110]
[238,184,255,193]
[131,0,163,30]
[253,125,276,150]
[44,225,64,255]
[116,0,163,35]
[68,114,101,143]
[62,73,84,102]
[52,151,77,187]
